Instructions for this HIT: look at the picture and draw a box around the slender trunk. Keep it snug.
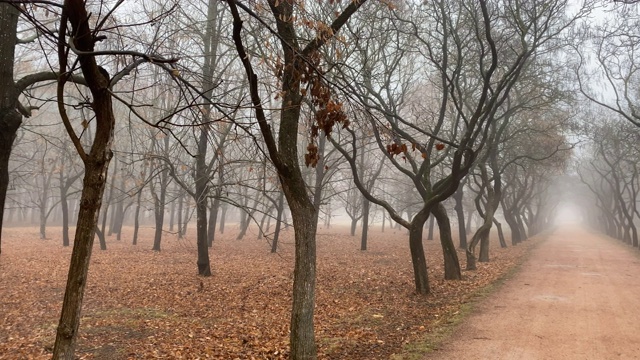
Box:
[132,187,143,245]
[177,189,184,238]
[493,218,507,248]
[465,208,473,233]
[468,198,497,267]
[453,186,467,249]
[219,204,227,234]
[111,174,126,238]
[195,192,211,275]
[432,203,461,280]
[237,204,248,239]
[236,199,258,240]
[195,128,211,276]
[381,209,386,233]
[169,190,176,232]
[427,214,435,240]
[271,191,284,253]
[207,197,219,246]
[350,217,357,236]
[360,198,370,251]
[258,210,268,240]
[152,203,163,251]
[39,170,52,239]
[100,163,117,236]
[409,210,430,294]
[61,179,71,247]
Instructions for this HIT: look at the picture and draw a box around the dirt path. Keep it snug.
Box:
[425,226,640,360]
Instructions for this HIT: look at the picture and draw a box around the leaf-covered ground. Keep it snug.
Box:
[0,224,539,359]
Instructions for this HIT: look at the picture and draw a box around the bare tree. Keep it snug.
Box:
[225,1,367,358]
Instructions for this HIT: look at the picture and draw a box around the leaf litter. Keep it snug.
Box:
[0,225,538,359]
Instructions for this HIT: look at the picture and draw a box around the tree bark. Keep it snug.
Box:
[0,4,21,255]
[493,218,507,248]
[360,198,370,251]
[409,209,430,294]
[207,196,219,246]
[271,191,284,253]
[432,203,461,280]
[453,185,467,249]
[53,0,117,355]
[195,128,211,276]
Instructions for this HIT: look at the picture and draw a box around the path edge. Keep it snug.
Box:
[391,229,554,360]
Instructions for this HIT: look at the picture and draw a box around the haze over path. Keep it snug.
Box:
[425,226,640,360]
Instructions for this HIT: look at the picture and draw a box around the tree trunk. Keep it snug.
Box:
[152,203,164,251]
[286,196,318,359]
[465,208,473,233]
[432,203,461,280]
[60,177,71,247]
[409,211,430,294]
[219,204,227,234]
[207,196,219,246]
[360,198,370,251]
[52,1,117,352]
[350,217,358,237]
[493,218,507,248]
[100,163,116,236]
[132,188,143,245]
[54,153,112,358]
[453,185,467,249]
[0,4,21,255]
[503,208,522,245]
[195,128,211,276]
[271,191,284,253]
[427,214,435,240]
[39,185,48,239]
[176,189,184,238]
[110,174,126,238]
[169,189,176,232]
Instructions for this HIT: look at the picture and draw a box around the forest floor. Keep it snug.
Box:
[423,226,640,360]
[1,223,540,359]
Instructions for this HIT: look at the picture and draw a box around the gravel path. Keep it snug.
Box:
[425,226,640,360]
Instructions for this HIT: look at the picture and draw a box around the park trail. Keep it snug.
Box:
[424,226,640,360]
